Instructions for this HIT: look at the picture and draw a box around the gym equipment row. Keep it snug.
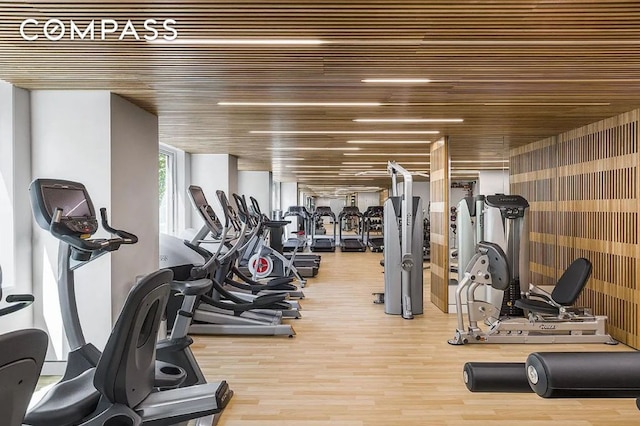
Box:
[160,186,303,337]
[278,206,321,276]
[20,178,232,425]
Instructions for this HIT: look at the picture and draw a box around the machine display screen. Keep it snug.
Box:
[190,187,207,208]
[42,187,92,218]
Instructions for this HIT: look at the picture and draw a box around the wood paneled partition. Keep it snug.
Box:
[430,137,450,313]
[510,110,640,347]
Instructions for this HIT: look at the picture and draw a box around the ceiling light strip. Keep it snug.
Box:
[251,130,440,135]
[347,140,431,144]
[343,153,430,156]
[219,102,381,107]
[150,39,326,45]
[354,118,463,123]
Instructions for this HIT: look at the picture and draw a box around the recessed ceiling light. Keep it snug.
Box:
[251,130,440,135]
[347,140,431,144]
[354,118,463,123]
[362,78,431,83]
[286,165,373,168]
[342,161,430,165]
[268,147,361,151]
[149,38,326,45]
[451,167,510,170]
[219,101,381,107]
[343,153,430,156]
[297,177,374,180]
[451,160,509,163]
[483,102,610,106]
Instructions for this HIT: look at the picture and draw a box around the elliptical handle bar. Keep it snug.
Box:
[100,208,139,244]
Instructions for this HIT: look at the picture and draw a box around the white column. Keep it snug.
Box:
[238,171,272,215]
[190,154,238,225]
[0,81,33,333]
[109,94,159,321]
[31,91,159,363]
[280,181,299,231]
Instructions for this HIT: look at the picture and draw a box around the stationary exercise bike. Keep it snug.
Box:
[0,263,48,426]
[26,178,231,425]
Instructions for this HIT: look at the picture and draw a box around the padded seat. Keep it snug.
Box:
[24,368,100,426]
[515,257,592,316]
[515,298,559,315]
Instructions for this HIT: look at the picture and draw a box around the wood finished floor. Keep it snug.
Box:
[193,250,638,426]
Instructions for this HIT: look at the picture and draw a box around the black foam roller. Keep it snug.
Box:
[463,362,533,393]
[526,352,640,398]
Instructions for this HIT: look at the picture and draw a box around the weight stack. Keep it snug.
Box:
[501,278,524,317]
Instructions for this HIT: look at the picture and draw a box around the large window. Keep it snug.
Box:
[159,149,176,234]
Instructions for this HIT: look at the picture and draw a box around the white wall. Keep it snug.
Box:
[190,154,238,226]
[316,197,345,219]
[0,81,33,333]
[357,191,381,213]
[238,171,271,215]
[31,90,112,360]
[109,94,159,321]
[478,170,510,196]
[31,91,159,363]
[450,187,468,210]
[394,181,430,205]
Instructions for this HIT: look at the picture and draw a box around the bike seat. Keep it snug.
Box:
[25,368,100,426]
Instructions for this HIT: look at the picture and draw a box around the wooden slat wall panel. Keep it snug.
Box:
[510,110,640,347]
[557,111,639,347]
[510,136,558,285]
[429,137,449,313]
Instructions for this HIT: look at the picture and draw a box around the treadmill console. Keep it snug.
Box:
[30,179,98,236]
[485,194,529,220]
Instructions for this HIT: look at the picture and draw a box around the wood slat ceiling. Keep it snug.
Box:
[1,1,639,192]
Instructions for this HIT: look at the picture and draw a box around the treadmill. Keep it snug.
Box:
[310,206,336,252]
[364,206,384,252]
[338,206,367,252]
[282,206,309,252]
